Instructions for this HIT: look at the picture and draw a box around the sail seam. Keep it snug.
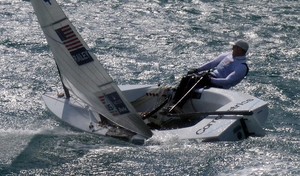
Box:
[41,17,68,28]
[97,81,115,88]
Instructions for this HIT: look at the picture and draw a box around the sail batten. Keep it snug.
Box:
[31,0,152,138]
[41,17,68,28]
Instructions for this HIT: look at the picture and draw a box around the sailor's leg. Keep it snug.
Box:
[173,75,192,103]
[176,75,198,108]
[195,72,213,89]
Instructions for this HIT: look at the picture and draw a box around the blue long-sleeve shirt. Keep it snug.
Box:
[196,52,248,89]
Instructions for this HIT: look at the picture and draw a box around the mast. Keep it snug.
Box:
[56,63,70,98]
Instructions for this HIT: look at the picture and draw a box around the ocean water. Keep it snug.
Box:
[0,0,299,175]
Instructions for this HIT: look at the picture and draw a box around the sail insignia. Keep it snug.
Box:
[98,92,130,116]
[55,25,93,65]
[44,0,52,5]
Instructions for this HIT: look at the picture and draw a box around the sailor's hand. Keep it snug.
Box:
[187,68,198,74]
[201,73,212,87]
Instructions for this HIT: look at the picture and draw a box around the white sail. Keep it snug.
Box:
[31,0,152,138]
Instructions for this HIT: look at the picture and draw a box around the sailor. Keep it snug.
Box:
[173,39,249,107]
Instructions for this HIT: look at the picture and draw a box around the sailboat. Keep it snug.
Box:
[31,0,268,144]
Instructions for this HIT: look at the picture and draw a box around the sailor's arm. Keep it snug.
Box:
[210,65,247,88]
[195,53,228,73]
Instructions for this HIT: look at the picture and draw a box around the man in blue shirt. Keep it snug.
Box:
[173,40,249,107]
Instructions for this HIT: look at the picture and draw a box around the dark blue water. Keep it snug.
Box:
[1,0,299,175]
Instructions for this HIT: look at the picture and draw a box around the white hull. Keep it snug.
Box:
[43,85,268,144]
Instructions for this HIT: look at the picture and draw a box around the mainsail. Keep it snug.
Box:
[31,0,152,138]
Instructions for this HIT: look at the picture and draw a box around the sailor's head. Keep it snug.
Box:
[230,40,249,56]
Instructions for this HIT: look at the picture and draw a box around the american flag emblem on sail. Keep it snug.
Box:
[55,25,93,65]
